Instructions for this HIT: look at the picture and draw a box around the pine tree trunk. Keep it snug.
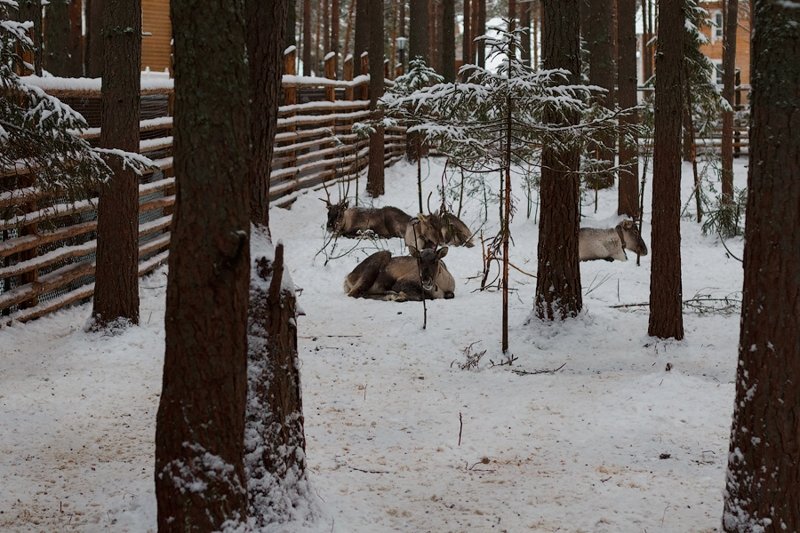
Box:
[331,0,340,72]
[286,0,297,48]
[722,3,800,528]
[44,0,80,76]
[642,0,653,82]
[366,0,385,197]
[532,0,540,67]
[521,1,532,66]
[409,0,429,62]
[247,0,288,228]
[534,0,582,321]
[720,0,738,205]
[477,0,486,67]
[91,0,141,327]
[617,0,639,218]
[441,0,455,82]
[586,0,616,189]
[462,0,471,68]
[303,0,312,74]
[647,0,683,340]
[154,0,251,528]
[354,0,369,58]
[509,0,516,30]
[86,0,103,76]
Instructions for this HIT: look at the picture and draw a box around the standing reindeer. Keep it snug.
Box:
[343,247,455,301]
[579,220,648,261]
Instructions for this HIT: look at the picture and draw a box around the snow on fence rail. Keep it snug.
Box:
[0,49,406,323]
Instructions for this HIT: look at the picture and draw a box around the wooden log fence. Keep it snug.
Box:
[0,48,406,323]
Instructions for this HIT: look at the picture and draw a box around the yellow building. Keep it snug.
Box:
[141,0,172,73]
[697,1,751,86]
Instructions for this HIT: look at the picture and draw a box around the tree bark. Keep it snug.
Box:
[617,0,639,218]
[303,0,312,75]
[43,0,81,76]
[86,0,103,76]
[354,0,369,59]
[647,0,684,340]
[286,0,297,48]
[521,0,532,67]
[410,0,429,63]
[722,3,800,528]
[247,0,288,228]
[720,0,738,205]
[477,0,486,67]
[642,0,653,82]
[366,0,385,197]
[331,0,340,73]
[586,0,616,189]
[441,0,455,82]
[534,0,582,321]
[155,0,251,528]
[91,0,141,327]
[462,0,471,68]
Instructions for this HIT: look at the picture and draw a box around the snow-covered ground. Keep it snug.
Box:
[0,156,747,532]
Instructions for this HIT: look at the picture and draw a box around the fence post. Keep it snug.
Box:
[343,54,354,101]
[360,51,369,101]
[324,52,336,102]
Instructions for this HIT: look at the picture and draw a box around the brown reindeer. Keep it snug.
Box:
[343,247,456,301]
[404,211,475,252]
[579,220,648,262]
[324,199,413,239]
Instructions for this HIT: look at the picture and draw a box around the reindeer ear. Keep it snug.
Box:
[436,246,449,259]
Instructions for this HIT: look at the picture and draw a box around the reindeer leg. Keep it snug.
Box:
[344,251,392,297]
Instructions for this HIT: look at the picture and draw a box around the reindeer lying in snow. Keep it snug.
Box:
[404,211,475,252]
[343,247,455,301]
[324,199,413,239]
[579,220,648,262]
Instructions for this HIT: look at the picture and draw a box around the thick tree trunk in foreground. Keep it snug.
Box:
[247,0,288,227]
[617,0,639,218]
[91,0,141,327]
[366,0,384,197]
[154,0,251,528]
[722,3,800,530]
[534,0,582,321]
[720,0,738,205]
[648,0,684,340]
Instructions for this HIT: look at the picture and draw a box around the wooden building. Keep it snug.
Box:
[697,1,752,86]
[141,0,172,73]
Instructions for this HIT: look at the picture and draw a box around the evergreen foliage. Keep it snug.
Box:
[0,0,149,211]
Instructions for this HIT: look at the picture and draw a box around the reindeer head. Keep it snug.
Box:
[324,200,349,233]
[411,214,443,249]
[617,220,648,256]
[411,246,449,292]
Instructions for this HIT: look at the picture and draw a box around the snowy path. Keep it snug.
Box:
[1,158,746,532]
